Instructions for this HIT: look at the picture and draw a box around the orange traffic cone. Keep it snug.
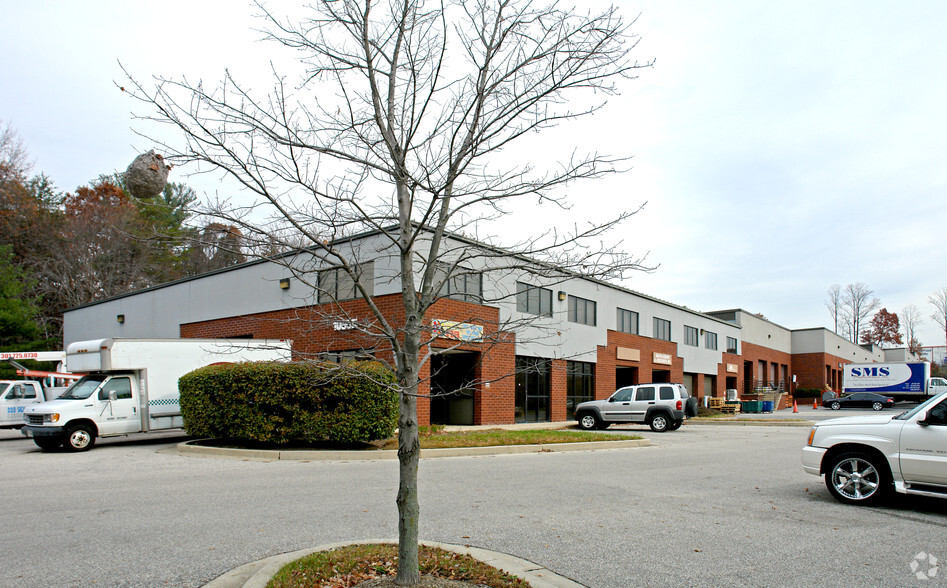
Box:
[813,399,818,410]
[793,400,798,413]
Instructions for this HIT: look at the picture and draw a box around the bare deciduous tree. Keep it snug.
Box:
[825,284,842,334]
[930,287,947,352]
[901,303,923,355]
[124,0,651,583]
[841,282,880,343]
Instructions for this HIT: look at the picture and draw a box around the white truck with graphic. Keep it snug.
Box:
[0,381,58,428]
[841,361,947,401]
[22,338,292,451]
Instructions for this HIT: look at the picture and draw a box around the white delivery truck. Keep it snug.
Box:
[841,361,947,401]
[0,381,58,428]
[22,338,292,451]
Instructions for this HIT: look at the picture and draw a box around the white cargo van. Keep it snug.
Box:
[22,338,291,451]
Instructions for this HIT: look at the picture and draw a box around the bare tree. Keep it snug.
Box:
[841,283,880,343]
[124,1,650,583]
[930,287,947,352]
[901,304,923,355]
[825,284,842,334]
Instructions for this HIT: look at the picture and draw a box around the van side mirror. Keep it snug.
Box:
[108,390,118,402]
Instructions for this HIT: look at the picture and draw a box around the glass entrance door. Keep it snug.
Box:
[515,356,550,423]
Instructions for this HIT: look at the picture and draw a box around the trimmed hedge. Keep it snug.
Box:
[792,388,824,399]
[179,361,399,444]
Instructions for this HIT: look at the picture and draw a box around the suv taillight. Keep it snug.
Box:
[676,400,682,410]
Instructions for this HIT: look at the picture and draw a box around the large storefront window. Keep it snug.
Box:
[566,360,595,420]
[515,356,551,423]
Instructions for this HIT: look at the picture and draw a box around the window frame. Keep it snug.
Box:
[684,325,699,347]
[516,282,553,317]
[705,331,718,350]
[616,308,639,334]
[567,295,597,326]
[653,317,671,341]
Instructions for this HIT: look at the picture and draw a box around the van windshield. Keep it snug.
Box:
[59,376,107,400]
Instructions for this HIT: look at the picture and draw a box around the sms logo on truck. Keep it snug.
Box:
[850,367,890,377]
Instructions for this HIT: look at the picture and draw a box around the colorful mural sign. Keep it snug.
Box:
[431,319,484,343]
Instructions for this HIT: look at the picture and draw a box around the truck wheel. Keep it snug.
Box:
[829,401,841,410]
[872,402,883,411]
[64,424,95,452]
[577,412,601,431]
[649,414,670,432]
[34,436,62,451]
[825,452,890,505]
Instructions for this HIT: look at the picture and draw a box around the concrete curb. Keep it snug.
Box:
[204,539,585,588]
[686,419,815,428]
[172,438,651,461]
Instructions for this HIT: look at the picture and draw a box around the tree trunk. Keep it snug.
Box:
[395,348,421,585]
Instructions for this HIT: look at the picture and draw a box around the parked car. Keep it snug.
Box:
[574,383,698,432]
[802,391,947,505]
[825,392,895,411]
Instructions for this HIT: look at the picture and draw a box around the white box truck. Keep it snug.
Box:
[841,361,947,401]
[22,338,292,451]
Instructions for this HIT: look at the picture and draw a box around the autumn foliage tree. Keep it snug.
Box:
[860,308,903,349]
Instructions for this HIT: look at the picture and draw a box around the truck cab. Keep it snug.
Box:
[23,373,141,451]
[0,381,47,428]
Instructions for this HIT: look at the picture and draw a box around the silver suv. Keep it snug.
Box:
[575,383,698,432]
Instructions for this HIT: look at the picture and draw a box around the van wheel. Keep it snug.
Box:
[649,414,670,432]
[64,424,95,452]
[577,412,600,431]
[34,436,62,450]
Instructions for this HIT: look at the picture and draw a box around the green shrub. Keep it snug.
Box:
[792,388,824,399]
[179,361,399,444]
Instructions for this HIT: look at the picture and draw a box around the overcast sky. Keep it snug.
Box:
[2,1,946,347]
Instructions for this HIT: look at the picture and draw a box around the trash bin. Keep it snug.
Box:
[742,400,762,413]
[761,400,774,413]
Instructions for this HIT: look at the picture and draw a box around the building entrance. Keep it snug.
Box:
[430,352,477,425]
[515,356,551,423]
[616,366,638,389]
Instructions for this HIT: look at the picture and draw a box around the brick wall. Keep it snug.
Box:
[181,293,514,426]
[597,330,683,398]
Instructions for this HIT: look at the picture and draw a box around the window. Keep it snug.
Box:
[318,350,375,363]
[516,282,553,316]
[659,386,675,400]
[727,337,738,354]
[617,308,639,334]
[653,317,671,341]
[612,387,634,402]
[567,295,597,326]
[566,361,595,419]
[318,262,374,303]
[97,377,132,401]
[705,331,718,350]
[435,263,482,303]
[684,325,699,347]
[635,386,655,401]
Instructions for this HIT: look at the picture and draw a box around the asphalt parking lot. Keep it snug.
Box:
[0,416,945,587]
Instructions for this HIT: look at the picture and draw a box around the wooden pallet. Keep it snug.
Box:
[708,397,725,409]
[718,403,741,414]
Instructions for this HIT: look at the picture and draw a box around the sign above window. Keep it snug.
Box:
[431,319,484,342]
